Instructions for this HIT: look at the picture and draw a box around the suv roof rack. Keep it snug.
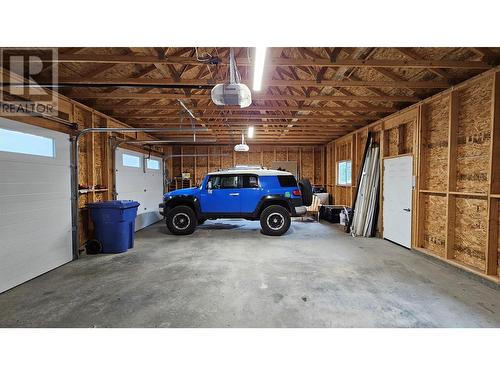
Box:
[231,165,267,170]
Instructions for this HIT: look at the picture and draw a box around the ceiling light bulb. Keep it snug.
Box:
[253,47,267,91]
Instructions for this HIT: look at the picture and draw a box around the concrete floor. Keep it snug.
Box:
[1,219,500,327]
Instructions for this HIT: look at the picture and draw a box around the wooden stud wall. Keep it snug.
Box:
[169,144,326,187]
[328,67,500,283]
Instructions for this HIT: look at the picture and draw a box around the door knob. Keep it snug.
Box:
[403,208,411,212]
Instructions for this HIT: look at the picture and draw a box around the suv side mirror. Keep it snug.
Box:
[207,180,213,190]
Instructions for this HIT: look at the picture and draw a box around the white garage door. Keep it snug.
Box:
[0,118,72,293]
[115,148,164,231]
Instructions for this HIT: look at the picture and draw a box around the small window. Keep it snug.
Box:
[122,153,140,168]
[242,175,259,188]
[208,175,239,189]
[146,158,160,170]
[337,160,352,186]
[277,175,298,187]
[0,128,55,157]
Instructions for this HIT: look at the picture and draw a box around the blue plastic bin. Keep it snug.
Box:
[87,200,140,253]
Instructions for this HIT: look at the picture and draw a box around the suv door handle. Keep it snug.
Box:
[229,193,240,196]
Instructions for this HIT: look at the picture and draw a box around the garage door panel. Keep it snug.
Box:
[0,117,72,293]
[0,203,70,232]
[0,233,71,292]
[0,181,69,196]
[115,149,163,231]
[0,162,69,183]
[0,193,68,215]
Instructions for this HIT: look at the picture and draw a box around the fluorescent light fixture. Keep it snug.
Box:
[247,126,255,138]
[253,47,267,91]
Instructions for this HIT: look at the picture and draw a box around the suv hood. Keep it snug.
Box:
[164,187,198,198]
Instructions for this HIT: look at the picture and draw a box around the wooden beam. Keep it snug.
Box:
[113,113,378,121]
[70,92,420,102]
[55,77,450,89]
[445,91,459,260]
[94,104,398,113]
[48,54,494,69]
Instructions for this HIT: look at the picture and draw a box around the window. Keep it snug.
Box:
[146,158,160,170]
[277,175,298,187]
[242,175,259,188]
[208,175,239,189]
[122,153,140,168]
[337,160,352,186]
[0,128,54,157]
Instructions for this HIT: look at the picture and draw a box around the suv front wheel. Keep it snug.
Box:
[166,205,197,235]
[260,205,291,236]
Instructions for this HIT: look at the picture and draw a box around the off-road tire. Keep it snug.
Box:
[260,205,291,236]
[166,205,197,235]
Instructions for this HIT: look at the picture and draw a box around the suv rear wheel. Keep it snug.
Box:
[166,205,197,235]
[260,205,291,236]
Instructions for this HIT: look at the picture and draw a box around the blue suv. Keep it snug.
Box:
[159,168,312,236]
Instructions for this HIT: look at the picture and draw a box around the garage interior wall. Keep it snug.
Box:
[169,144,325,188]
[326,67,500,283]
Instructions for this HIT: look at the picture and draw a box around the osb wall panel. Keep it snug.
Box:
[248,147,262,165]
[263,148,275,167]
[169,145,324,186]
[420,193,447,257]
[421,97,449,191]
[384,121,413,157]
[275,147,287,161]
[336,141,351,161]
[181,146,195,177]
[194,146,208,185]
[456,77,493,193]
[401,121,414,155]
[221,146,233,170]
[314,148,322,184]
[301,147,314,181]
[385,126,400,157]
[208,146,222,170]
[235,150,248,165]
[497,201,500,272]
[334,186,351,206]
[453,197,488,271]
[356,131,368,177]
[288,148,299,163]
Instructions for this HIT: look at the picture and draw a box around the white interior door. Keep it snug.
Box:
[0,118,72,293]
[383,155,413,248]
[115,148,163,231]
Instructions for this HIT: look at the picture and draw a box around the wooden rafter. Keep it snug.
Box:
[43,54,495,69]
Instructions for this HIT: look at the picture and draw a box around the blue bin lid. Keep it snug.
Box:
[87,200,140,209]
